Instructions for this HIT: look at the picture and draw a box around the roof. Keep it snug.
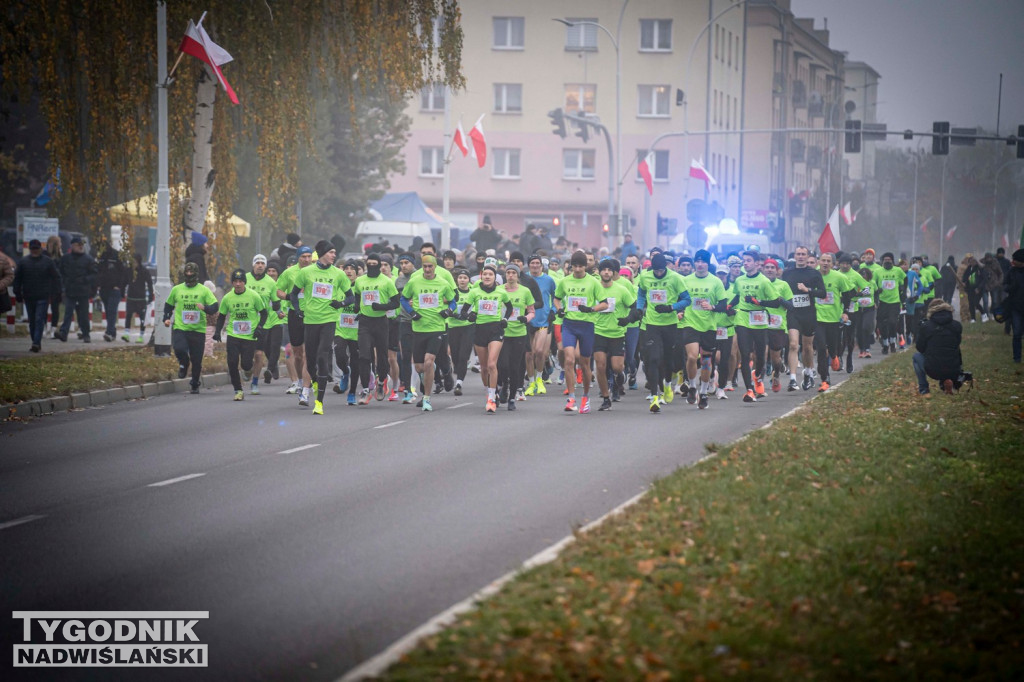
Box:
[369,192,444,229]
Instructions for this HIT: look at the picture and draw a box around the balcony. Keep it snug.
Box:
[791,80,806,108]
[791,138,805,162]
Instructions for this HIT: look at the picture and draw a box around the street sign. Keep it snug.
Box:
[22,217,59,251]
[740,209,769,230]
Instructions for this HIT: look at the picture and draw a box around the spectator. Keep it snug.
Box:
[620,232,639,259]
[13,239,61,352]
[122,252,155,343]
[470,215,502,253]
[45,235,62,335]
[912,298,963,395]
[980,252,1003,321]
[938,255,958,304]
[56,237,97,343]
[995,247,1012,334]
[270,232,301,263]
[96,244,126,342]
[1005,248,1024,363]
[0,245,14,316]
[534,225,554,255]
[519,224,538,255]
[956,254,983,324]
[184,231,210,284]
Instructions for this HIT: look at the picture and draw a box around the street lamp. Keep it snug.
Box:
[993,159,1022,252]
[554,0,630,251]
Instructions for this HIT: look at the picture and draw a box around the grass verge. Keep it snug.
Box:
[0,346,230,404]
[382,324,1024,680]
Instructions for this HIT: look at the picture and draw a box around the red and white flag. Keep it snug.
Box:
[1002,232,1011,249]
[840,202,854,225]
[689,158,716,187]
[945,225,958,241]
[786,186,796,199]
[817,205,841,255]
[180,15,239,105]
[468,115,487,168]
[452,120,468,157]
[638,151,655,195]
[920,216,932,233]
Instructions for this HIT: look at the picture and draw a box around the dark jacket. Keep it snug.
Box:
[470,226,502,253]
[125,261,155,301]
[96,248,126,293]
[58,251,98,299]
[1004,265,1024,313]
[916,305,962,380]
[184,243,209,284]
[13,253,61,302]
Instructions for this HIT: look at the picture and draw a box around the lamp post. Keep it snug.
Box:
[555,0,629,252]
[993,159,1021,253]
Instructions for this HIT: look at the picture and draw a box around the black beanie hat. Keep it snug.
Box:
[651,253,668,270]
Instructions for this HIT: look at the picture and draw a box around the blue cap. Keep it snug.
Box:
[296,246,313,256]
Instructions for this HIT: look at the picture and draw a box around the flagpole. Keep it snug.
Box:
[939,157,947,267]
[153,1,171,356]
[441,86,452,251]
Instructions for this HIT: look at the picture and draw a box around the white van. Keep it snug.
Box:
[704,232,771,262]
[353,220,433,253]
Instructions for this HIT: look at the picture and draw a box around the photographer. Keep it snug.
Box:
[470,215,502,253]
[912,299,963,396]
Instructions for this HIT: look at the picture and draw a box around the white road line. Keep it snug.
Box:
[0,515,46,531]
[147,473,206,488]
[337,490,648,682]
[278,443,321,454]
[445,402,474,410]
[374,420,406,430]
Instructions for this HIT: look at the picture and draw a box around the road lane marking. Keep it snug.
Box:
[374,420,406,430]
[147,473,206,488]
[278,443,321,454]
[0,515,46,531]
[445,402,473,409]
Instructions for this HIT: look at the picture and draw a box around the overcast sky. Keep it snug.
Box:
[790,0,1024,145]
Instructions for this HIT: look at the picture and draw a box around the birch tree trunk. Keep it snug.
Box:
[183,64,217,236]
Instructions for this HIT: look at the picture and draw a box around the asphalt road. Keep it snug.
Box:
[0,360,875,681]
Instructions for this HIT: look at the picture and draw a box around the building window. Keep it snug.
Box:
[727,31,732,67]
[639,19,672,51]
[493,83,523,114]
[419,83,445,112]
[638,85,670,117]
[564,18,598,51]
[563,149,596,179]
[420,147,444,177]
[492,148,521,179]
[714,25,719,61]
[565,84,597,114]
[493,17,525,49]
[636,149,669,182]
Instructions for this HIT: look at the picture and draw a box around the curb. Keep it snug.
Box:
[3,364,288,420]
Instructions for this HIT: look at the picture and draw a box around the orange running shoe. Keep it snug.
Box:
[564,397,578,412]
[818,381,830,393]
[576,367,583,384]
[755,379,765,397]
[742,389,755,403]
[830,356,840,372]
[485,398,497,413]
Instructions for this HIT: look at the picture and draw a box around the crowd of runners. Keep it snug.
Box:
[163,237,941,415]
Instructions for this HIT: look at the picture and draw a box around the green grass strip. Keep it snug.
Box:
[383,324,1024,680]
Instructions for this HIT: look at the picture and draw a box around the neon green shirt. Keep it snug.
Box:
[462,285,510,325]
[767,277,794,331]
[729,272,778,328]
[218,288,267,340]
[499,284,536,338]
[873,266,906,304]
[636,269,688,327]
[816,269,854,323]
[293,265,352,325]
[246,273,283,328]
[682,273,728,333]
[555,274,605,323]
[402,276,456,333]
[593,280,635,339]
[353,273,399,318]
[165,282,217,332]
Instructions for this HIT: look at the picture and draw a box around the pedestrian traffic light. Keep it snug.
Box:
[932,121,950,155]
[1018,125,1024,159]
[844,120,861,154]
[548,108,567,139]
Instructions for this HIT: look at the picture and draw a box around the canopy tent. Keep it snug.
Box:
[369,192,444,230]
[106,184,251,238]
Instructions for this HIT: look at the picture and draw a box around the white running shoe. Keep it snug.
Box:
[716,387,727,400]
[285,382,300,394]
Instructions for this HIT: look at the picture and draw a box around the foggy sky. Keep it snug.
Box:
[790,0,1024,145]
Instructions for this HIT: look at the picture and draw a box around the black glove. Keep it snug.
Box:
[296,310,304,320]
[654,304,674,314]
[617,316,630,327]
[439,308,452,319]
[253,326,264,343]
[149,295,155,304]
[410,311,422,321]
[370,301,388,311]
[726,306,737,317]
[499,319,508,329]
[467,311,478,323]
[329,300,345,309]
[212,331,222,343]
[547,309,557,324]
[576,304,594,313]
[516,315,528,324]
[743,295,760,305]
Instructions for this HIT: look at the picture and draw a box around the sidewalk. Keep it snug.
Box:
[0,327,150,359]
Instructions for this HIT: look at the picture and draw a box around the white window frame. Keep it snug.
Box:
[564,83,597,114]
[563,149,596,180]
[639,19,672,52]
[493,17,525,50]
[419,147,444,177]
[635,149,669,183]
[492,148,521,179]
[493,83,523,114]
[419,83,445,112]
[565,18,598,51]
[637,85,670,118]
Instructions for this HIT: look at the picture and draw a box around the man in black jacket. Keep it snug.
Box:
[470,216,502,254]
[56,237,97,343]
[912,299,963,395]
[1005,248,1024,363]
[13,239,61,351]
[95,245,126,341]
[121,252,155,343]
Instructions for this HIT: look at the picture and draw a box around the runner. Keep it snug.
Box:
[352,253,400,405]
[635,252,690,412]
[447,268,475,396]
[276,246,314,397]
[458,263,512,413]
[401,254,456,412]
[837,253,871,373]
[873,251,907,354]
[380,255,402,401]
[245,254,281,395]
[496,263,535,410]
[593,259,637,411]
[553,251,610,414]
[728,251,783,403]
[813,252,855,392]
[394,253,418,402]
[713,263,737,399]
[214,269,269,401]
[856,265,878,358]
[781,245,827,391]
[681,249,729,408]
[260,260,286,385]
[162,261,218,394]
[524,254,556,397]
[334,259,362,406]
[761,258,794,392]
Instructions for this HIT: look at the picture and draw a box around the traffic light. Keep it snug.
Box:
[602,222,610,234]
[552,216,560,228]
[1018,125,1024,159]
[575,116,590,143]
[932,121,950,155]
[768,216,785,243]
[548,108,566,139]
[844,120,861,154]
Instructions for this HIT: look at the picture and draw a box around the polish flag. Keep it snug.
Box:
[840,202,854,225]
[689,158,716,187]
[945,225,958,241]
[786,186,796,199]
[919,216,933,233]
[180,15,239,105]
[817,205,842,255]
[1002,232,1010,249]
[452,120,468,157]
[468,115,487,168]
[638,151,654,195]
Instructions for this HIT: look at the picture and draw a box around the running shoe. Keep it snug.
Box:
[264,369,273,384]
[755,379,765,397]
[629,373,638,390]
[333,383,343,394]
[189,387,200,395]
[338,372,349,393]
[579,396,590,414]
[698,393,709,410]
[801,374,813,391]
[846,357,854,374]
[250,383,260,395]
[312,400,323,415]
[234,390,244,401]
[941,379,954,395]
[347,393,357,406]
[563,386,570,396]
[863,351,871,358]
[516,388,526,401]
[454,380,463,396]
[103,333,113,342]
[499,385,509,405]
[388,390,399,401]
[557,370,565,385]
[485,398,497,413]
[536,378,546,395]
[788,378,798,392]
[242,369,252,383]
[286,382,300,394]
[649,396,661,413]
[402,390,414,404]
[564,397,577,412]
[772,376,781,393]
[178,364,188,380]
[830,355,841,372]
[818,381,830,393]
[358,389,371,405]
[443,372,454,392]
[716,388,728,400]
[725,381,736,392]
[742,389,755,403]
[298,390,310,407]
[858,351,867,359]
[599,396,612,411]
[576,368,583,384]
[662,384,674,403]
[881,345,889,355]
[122,333,131,343]
[524,381,537,397]
[686,385,698,405]
[422,397,433,412]
[507,400,516,411]
[375,377,387,401]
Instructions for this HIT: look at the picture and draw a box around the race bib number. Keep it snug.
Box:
[749,309,768,327]
[792,294,810,308]
[716,326,729,340]
[511,306,521,319]
[768,313,783,329]
[362,290,381,305]
[882,279,896,291]
[340,313,358,329]
[181,309,200,325]
[600,297,615,313]
[816,292,834,306]
[566,295,587,312]
[418,292,439,309]
[693,297,710,311]
[649,289,668,304]
[232,319,252,335]
[479,299,498,316]
[296,291,304,299]
[312,282,333,300]
[858,297,873,308]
